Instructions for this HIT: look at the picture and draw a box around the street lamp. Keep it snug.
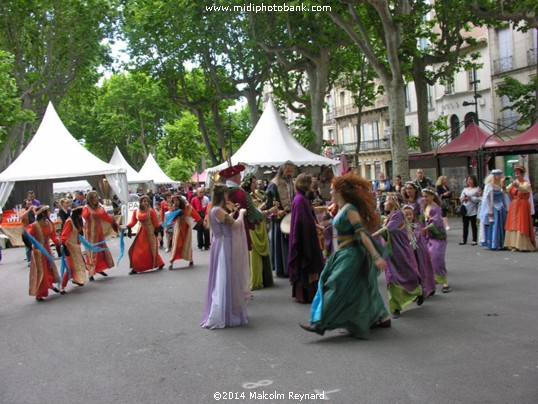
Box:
[462,67,481,125]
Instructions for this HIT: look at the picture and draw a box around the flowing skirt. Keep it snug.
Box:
[310,244,388,339]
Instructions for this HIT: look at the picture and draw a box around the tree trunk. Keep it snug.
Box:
[193,108,218,165]
[306,49,329,154]
[211,102,227,151]
[244,87,260,127]
[354,112,362,170]
[412,59,433,152]
[386,78,409,178]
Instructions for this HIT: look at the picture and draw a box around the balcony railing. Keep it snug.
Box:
[333,139,392,154]
[334,104,359,118]
[493,56,513,74]
[497,115,518,130]
[527,48,537,67]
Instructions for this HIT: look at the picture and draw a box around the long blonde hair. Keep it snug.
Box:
[435,176,447,186]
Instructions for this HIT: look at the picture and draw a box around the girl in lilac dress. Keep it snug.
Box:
[403,205,436,298]
[201,184,249,329]
[373,194,422,318]
[421,188,450,293]
[402,181,422,218]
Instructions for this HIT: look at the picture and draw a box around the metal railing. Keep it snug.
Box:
[493,56,513,74]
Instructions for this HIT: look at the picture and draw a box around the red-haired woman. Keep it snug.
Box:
[82,191,120,281]
[300,173,390,338]
[168,195,202,269]
[126,195,165,274]
[59,206,86,293]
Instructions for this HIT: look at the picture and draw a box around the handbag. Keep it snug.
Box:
[456,203,467,216]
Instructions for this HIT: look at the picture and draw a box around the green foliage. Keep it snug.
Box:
[0,51,35,140]
[60,71,173,169]
[496,76,538,126]
[407,115,449,151]
[0,0,119,166]
[164,157,194,183]
[157,111,204,171]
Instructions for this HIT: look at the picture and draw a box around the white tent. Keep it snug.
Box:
[109,146,154,191]
[53,180,92,194]
[0,102,128,208]
[207,98,339,174]
[138,153,179,185]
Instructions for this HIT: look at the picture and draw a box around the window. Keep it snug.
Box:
[467,68,478,91]
[464,112,476,127]
[372,121,379,138]
[450,115,460,139]
[495,27,513,73]
[362,122,371,141]
[339,92,345,107]
[404,84,411,111]
[342,126,350,144]
[405,125,412,137]
[445,77,455,95]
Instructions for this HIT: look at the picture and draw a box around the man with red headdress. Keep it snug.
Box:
[219,164,253,251]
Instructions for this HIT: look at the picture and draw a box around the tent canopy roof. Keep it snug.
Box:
[410,122,504,160]
[207,98,337,173]
[109,147,152,183]
[0,102,126,182]
[490,123,538,153]
[138,153,178,184]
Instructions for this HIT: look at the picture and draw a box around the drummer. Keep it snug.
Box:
[265,161,295,278]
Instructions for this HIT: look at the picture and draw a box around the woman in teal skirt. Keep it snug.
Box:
[300,173,391,339]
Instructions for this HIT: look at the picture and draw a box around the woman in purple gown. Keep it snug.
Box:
[421,187,450,293]
[287,173,324,303]
[403,205,436,298]
[373,194,422,318]
[201,184,249,329]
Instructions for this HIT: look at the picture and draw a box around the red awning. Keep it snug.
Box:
[190,170,207,183]
[409,122,503,160]
[489,123,538,153]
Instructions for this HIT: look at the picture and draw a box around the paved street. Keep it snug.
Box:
[1,218,537,404]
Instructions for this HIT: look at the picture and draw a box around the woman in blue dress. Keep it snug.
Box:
[300,173,390,339]
[478,170,509,250]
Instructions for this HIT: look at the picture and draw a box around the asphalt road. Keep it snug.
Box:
[1,218,537,404]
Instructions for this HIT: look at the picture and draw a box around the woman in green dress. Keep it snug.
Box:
[241,174,276,290]
[300,173,391,339]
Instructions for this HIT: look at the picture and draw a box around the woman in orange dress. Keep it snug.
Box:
[59,206,86,293]
[504,166,536,252]
[82,190,120,281]
[126,195,165,274]
[168,195,202,270]
[27,206,61,302]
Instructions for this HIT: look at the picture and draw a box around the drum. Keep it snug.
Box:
[280,213,291,234]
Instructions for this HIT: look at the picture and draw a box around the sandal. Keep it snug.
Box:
[442,285,451,293]
[299,323,325,336]
[370,318,391,329]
